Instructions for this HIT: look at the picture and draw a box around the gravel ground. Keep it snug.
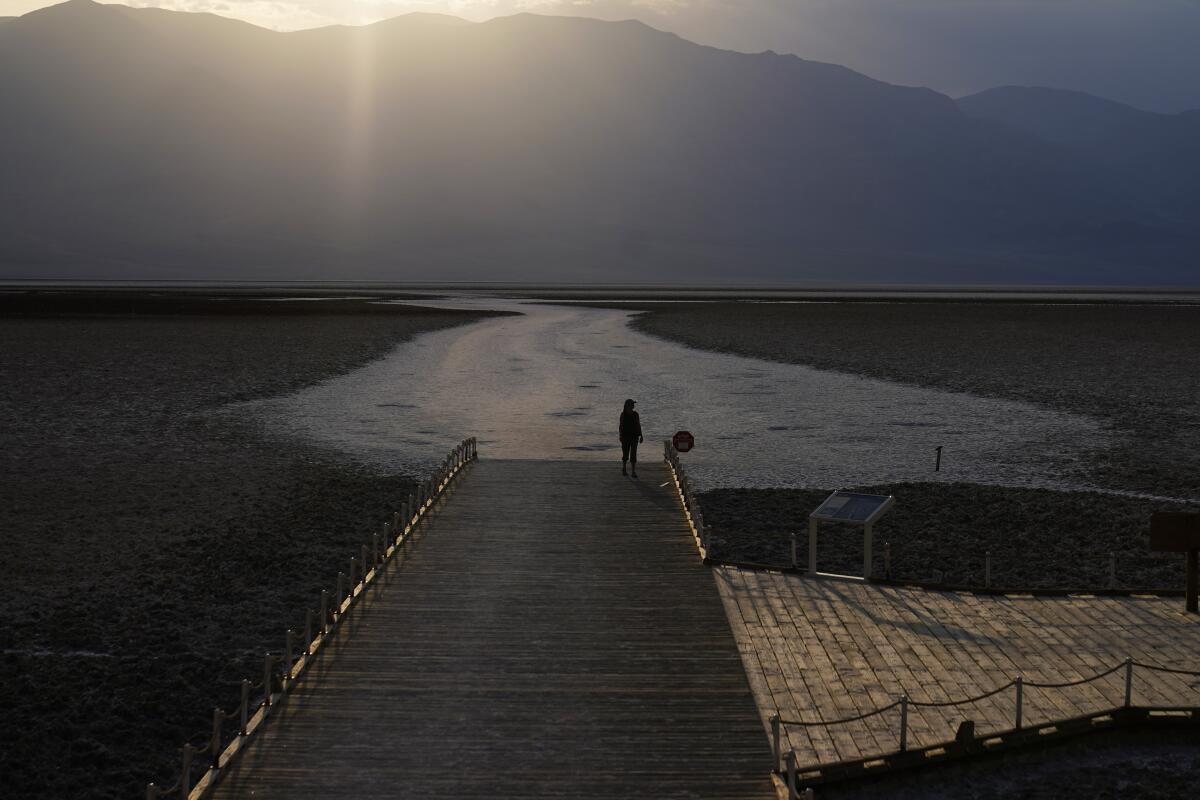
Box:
[0,294,499,799]
[632,301,1200,499]
[700,484,1191,590]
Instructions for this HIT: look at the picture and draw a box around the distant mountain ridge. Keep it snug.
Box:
[1,0,1196,283]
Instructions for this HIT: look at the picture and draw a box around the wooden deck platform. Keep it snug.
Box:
[211,460,773,799]
[717,567,1200,768]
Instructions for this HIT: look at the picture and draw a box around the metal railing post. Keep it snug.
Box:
[1014,676,1023,730]
[770,712,781,772]
[211,707,223,765]
[898,695,909,752]
[181,743,194,797]
[240,679,249,734]
[784,750,797,799]
[985,550,992,588]
[884,541,891,578]
[1124,657,1134,707]
[263,654,274,708]
[146,783,158,800]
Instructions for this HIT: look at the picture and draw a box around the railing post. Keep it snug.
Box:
[784,750,798,799]
[884,541,891,578]
[361,546,370,579]
[1014,676,1023,730]
[1124,657,1134,707]
[146,783,158,800]
[337,572,346,607]
[211,707,223,765]
[985,550,992,588]
[181,743,194,797]
[263,654,274,708]
[320,590,330,633]
[1109,552,1117,589]
[790,532,798,570]
[770,712,782,772]
[898,695,909,752]
[240,678,249,734]
[349,558,358,593]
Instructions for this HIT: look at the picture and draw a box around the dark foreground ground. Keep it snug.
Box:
[0,292,498,799]
[816,727,1200,800]
[633,301,1200,499]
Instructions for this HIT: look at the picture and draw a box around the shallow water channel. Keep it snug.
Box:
[237,298,1111,491]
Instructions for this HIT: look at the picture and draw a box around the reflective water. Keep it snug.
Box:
[235,299,1112,490]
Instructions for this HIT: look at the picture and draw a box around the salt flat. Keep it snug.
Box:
[239,298,1109,492]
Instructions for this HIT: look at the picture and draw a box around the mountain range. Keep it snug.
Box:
[1,0,1196,284]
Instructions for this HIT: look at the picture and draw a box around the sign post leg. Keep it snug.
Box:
[808,519,818,575]
[1188,549,1198,614]
[864,521,873,580]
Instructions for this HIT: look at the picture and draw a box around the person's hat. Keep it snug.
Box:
[625,398,636,406]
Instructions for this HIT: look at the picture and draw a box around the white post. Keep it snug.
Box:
[864,521,873,579]
[808,519,818,575]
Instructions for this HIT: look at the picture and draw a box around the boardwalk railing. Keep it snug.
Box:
[146,438,478,800]
[770,657,1200,796]
[664,440,711,560]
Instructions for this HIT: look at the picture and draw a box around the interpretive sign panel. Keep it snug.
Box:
[810,491,894,525]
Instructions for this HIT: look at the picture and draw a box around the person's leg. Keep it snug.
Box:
[621,440,630,474]
[630,440,639,477]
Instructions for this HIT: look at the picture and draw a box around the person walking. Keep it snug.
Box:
[619,398,643,477]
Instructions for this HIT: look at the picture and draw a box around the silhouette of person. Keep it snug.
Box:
[619,398,643,477]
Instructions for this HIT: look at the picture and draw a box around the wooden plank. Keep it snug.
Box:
[718,571,1200,771]
[210,460,774,800]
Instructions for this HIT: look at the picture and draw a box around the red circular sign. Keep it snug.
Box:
[672,430,695,453]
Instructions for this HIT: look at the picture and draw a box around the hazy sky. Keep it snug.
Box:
[4,0,1200,112]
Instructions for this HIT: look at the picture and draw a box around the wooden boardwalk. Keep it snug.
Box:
[211,460,773,799]
[717,567,1200,768]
